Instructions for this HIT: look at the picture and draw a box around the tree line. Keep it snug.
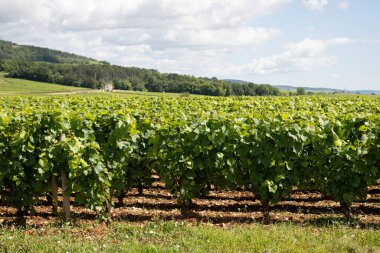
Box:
[0,60,280,96]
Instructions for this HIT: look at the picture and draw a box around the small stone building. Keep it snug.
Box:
[105,83,113,92]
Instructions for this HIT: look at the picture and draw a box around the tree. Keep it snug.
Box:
[2,59,280,97]
[130,77,146,91]
[296,87,306,95]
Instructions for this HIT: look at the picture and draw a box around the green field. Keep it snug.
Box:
[0,73,92,95]
[0,221,379,253]
[0,73,186,97]
[1,73,374,98]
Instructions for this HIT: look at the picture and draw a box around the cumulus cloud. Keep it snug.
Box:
[0,0,290,33]
[0,0,358,82]
[302,0,328,11]
[230,37,352,75]
[0,0,292,74]
[337,1,349,10]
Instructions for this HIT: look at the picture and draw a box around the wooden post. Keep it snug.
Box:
[61,170,70,220]
[51,175,58,214]
[60,133,70,220]
[340,202,352,220]
[262,202,271,225]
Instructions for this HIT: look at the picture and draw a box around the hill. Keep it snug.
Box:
[0,40,279,97]
[273,85,342,93]
[224,79,380,95]
[0,72,90,94]
[274,86,380,95]
[351,90,380,95]
[0,40,99,64]
[223,79,249,85]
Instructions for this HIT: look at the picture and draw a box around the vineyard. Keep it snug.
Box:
[0,95,379,223]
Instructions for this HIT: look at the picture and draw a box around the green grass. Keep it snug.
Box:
[0,74,185,97]
[0,73,90,94]
[0,221,379,252]
[4,74,365,99]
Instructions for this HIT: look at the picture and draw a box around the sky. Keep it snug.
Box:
[0,0,379,90]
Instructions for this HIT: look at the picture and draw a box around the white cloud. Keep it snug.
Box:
[1,1,378,90]
[337,1,349,10]
[302,0,328,11]
[227,37,352,76]
[162,27,281,48]
[0,1,356,82]
[0,0,291,72]
[0,0,292,30]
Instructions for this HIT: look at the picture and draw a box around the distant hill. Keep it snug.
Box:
[351,90,380,95]
[0,40,99,64]
[273,86,380,94]
[223,79,380,95]
[0,40,279,96]
[1,40,377,96]
[273,85,343,93]
[223,79,249,85]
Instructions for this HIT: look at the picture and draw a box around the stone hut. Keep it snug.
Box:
[105,83,113,92]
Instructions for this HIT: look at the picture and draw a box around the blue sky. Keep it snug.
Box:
[249,1,380,90]
[0,0,379,90]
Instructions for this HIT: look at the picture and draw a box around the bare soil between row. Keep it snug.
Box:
[1,182,379,229]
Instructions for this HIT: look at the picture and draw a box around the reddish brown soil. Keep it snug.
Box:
[1,181,379,228]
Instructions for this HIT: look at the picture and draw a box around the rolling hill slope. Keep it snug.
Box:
[0,41,280,96]
[0,72,90,94]
[0,40,99,64]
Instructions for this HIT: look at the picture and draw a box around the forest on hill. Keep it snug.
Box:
[0,40,98,64]
[0,40,279,96]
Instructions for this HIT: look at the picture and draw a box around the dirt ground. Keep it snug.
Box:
[1,180,379,229]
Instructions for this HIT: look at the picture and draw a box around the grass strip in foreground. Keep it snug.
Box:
[0,221,379,252]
